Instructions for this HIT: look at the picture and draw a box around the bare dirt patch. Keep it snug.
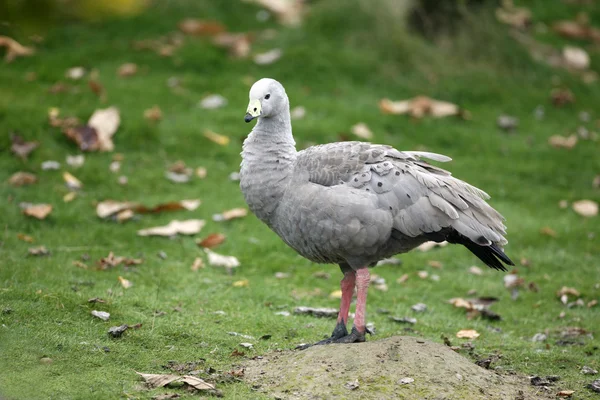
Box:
[244,336,553,399]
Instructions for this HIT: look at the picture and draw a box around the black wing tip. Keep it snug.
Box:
[445,231,514,272]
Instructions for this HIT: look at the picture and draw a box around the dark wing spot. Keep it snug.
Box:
[395,171,400,176]
[354,178,358,182]
[377,182,383,187]
[407,194,411,199]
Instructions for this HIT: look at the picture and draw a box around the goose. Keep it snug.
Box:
[240,78,513,346]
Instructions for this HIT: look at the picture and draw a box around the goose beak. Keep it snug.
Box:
[245,99,261,123]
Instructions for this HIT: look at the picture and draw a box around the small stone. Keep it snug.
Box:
[399,377,414,385]
[157,251,167,260]
[240,342,253,349]
[344,379,359,390]
[582,366,598,375]
[411,303,427,313]
[587,379,600,393]
[390,316,417,325]
[497,115,519,132]
[41,160,60,170]
[108,324,128,338]
[531,333,547,342]
[39,357,53,365]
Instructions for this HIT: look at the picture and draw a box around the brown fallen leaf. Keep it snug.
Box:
[137,219,206,237]
[379,96,464,119]
[556,286,580,298]
[588,299,598,308]
[0,36,35,62]
[116,209,134,222]
[197,233,226,248]
[117,63,138,77]
[21,203,52,220]
[351,123,373,140]
[118,276,132,289]
[144,105,162,121]
[242,0,304,26]
[551,89,575,107]
[88,107,120,151]
[212,32,252,58]
[10,134,39,160]
[17,233,34,243]
[553,14,600,43]
[549,134,578,149]
[203,130,230,146]
[191,257,204,271]
[63,172,82,190]
[329,290,342,299]
[557,390,575,397]
[8,172,37,187]
[178,19,226,36]
[593,175,600,189]
[572,200,598,217]
[495,1,531,29]
[456,329,480,339]
[396,274,409,284]
[96,199,201,219]
[28,246,50,256]
[98,252,143,270]
[540,226,557,237]
[428,260,443,269]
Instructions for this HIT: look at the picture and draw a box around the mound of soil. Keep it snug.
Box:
[244,336,553,400]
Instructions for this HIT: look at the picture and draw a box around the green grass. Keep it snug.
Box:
[1,1,600,399]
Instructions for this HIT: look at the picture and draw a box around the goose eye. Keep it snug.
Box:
[264,94,271,100]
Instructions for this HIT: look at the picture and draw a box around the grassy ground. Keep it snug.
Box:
[1,1,599,399]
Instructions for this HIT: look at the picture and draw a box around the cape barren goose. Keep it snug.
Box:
[240,78,513,346]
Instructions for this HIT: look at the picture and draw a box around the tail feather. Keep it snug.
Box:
[446,230,514,272]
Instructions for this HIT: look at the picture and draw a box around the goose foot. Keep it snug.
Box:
[296,325,371,350]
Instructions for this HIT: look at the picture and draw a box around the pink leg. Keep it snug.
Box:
[337,270,356,325]
[353,268,370,333]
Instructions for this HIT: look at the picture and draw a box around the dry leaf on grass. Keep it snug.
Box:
[178,19,226,36]
[96,199,200,219]
[118,276,132,289]
[21,203,52,220]
[294,306,338,318]
[329,290,342,299]
[557,390,575,397]
[197,233,226,248]
[28,246,50,256]
[553,14,600,43]
[456,329,480,339]
[136,372,216,391]
[91,310,110,321]
[117,63,138,77]
[495,1,531,29]
[8,172,37,187]
[253,48,282,65]
[97,252,143,270]
[199,94,227,109]
[205,248,240,268]
[548,134,577,149]
[144,105,162,121]
[469,266,483,275]
[551,89,575,107]
[351,123,373,140]
[291,106,306,120]
[0,36,35,62]
[66,67,85,80]
[17,233,34,243]
[137,219,205,237]
[10,134,39,160]
[66,154,85,168]
[191,257,204,271]
[540,226,557,237]
[213,208,247,221]
[379,96,465,119]
[212,33,252,58]
[233,279,249,287]
[572,200,598,217]
[64,107,121,152]
[242,0,305,26]
[203,130,230,145]
[63,172,82,190]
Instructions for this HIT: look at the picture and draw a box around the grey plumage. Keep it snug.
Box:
[240,78,513,272]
